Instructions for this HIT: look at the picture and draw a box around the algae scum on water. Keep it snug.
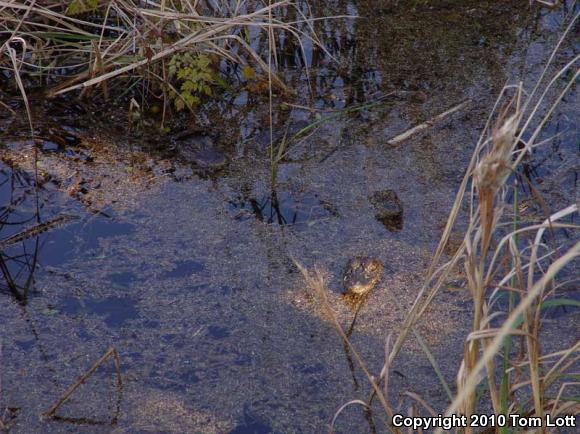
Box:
[0,1,578,433]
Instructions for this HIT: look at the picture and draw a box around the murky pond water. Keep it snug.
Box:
[1,1,578,433]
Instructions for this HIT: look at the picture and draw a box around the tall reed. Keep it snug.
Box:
[299,12,579,433]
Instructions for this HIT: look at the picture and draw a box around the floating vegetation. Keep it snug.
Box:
[0,2,577,433]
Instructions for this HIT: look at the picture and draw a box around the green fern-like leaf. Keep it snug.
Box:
[66,0,99,16]
[175,98,185,111]
[168,52,222,111]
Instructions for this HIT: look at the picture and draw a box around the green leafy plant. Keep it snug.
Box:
[168,52,219,112]
[66,0,99,16]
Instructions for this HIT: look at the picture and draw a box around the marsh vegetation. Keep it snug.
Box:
[0,1,578,433]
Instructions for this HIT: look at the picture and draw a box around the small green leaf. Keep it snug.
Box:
[181,81,195,92]
[242,65,255,80]
[175,98,185,111]
[66,0,99,16]
[540,298,580,309]
[66,1,80,15]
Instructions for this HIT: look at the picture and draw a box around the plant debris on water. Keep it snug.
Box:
[0,1,578,433]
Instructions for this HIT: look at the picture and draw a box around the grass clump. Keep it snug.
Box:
[0,1,324,110]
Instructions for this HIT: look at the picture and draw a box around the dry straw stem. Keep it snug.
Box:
[388,9,579,377]
[294,262,401,434]
[43,347,122,419]
[1,37,33,134]
[387,99,471,145]
[550,381,580,418]
[436,239,579,434]
[0,1,341,97]
[330,400,371,433]
[303,11,580,432]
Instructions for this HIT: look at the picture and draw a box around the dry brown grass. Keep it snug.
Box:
[298,11,579,433]
[0,1,333,100]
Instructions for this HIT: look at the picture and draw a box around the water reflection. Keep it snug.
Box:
[0,162,42,303]
[0,1,577,432]
[229,189,339,226]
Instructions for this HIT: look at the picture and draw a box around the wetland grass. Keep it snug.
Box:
[0,1,331,109]
[299,12,579,433]
[2,2,577,432]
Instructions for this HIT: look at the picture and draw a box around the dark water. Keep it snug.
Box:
[228,190,339,226]
[0,1,578,433]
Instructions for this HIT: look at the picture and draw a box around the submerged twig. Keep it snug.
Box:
[294,261,399,430]
[0,214,79,249]
[387,99,471,145]
[43,347,122,419]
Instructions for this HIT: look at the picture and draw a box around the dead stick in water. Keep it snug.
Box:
[43,347,122,419]
[387,99,471,145]
[0,214,79,249]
